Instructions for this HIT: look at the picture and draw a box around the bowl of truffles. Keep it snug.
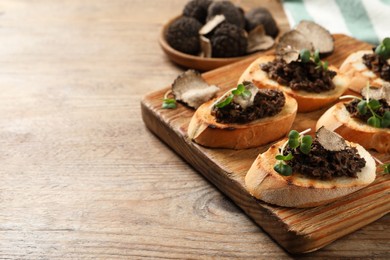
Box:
[159,0,279,71]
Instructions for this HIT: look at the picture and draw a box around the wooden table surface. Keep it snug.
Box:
[0,0,388,258]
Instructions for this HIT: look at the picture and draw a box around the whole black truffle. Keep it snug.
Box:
[206,1,245,29]
[183,0,212,24]
[166,17,202,55]
[245,7,279,38]
[210,23,248,57]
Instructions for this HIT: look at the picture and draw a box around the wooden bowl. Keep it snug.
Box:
[159,16,263,71]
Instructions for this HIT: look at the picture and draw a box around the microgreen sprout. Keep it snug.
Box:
[375,37,390,60]
[212,84,252,109]
[373,156,390,175]
[273,128,312,176]
[162,90,177,109]
[384,164,390,174]
[299,49,329,71]
[339,84,390,128]
[215,93,234,108]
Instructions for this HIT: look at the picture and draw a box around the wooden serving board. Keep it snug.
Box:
[141,35,390,254]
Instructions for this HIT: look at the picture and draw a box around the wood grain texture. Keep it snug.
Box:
[0,0,389,258]
[142,35,390,254]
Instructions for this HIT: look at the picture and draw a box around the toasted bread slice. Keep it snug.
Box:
[339,50,386,93]
[245,139,376,208]
[187,93,297,149]
[316,102,390,153]
[238,55,349,112]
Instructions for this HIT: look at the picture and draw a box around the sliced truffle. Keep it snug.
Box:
[245,7,279,38]
[200,35,212,58]
[361,83,390,104]
[172,70,220,109]
[316,126,347,152]
[206,1,245,29]
[276,30,314,63]
[183,0,212,24]
[276,21,334,62]
[232,82,259,109]
[295,20,334,55]
[246,25,274,53]
[166,17,202,55]
[199,14,225,35]
[210,23,248,58]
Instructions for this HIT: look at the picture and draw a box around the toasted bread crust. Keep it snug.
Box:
[339,50,386,93]
[316,102,390,153]
[238,55,349,112]
[187,93,297,149]
[245,139,376,208]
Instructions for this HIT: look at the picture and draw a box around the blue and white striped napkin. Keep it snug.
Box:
[282,0,390,44]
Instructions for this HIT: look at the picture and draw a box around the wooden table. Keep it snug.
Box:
[0,0,388,258]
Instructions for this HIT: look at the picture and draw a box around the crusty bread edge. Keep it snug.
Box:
[316,102,390,153]
[245,139,376,208]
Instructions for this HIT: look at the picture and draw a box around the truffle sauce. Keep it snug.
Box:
[261,58,337,93]
[362,53,390,81]
[345,99,390,128]
[212,89,285,124]
[285,140,366,180]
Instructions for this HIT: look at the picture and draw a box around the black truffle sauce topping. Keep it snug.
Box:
[211,89,285,124]
[345,98,390,128]
[285,140,366,180]
[261,58,337,93]
[362,53,390,81]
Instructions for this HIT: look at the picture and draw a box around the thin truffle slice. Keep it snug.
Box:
[172,70,220,109]
[295,20,334,55]
[276,30,314,63]
[200,35,212,58]
[276,21,334,62]
[246,25,274,53]
[316,126,347,152]
[199,14,225,35]
[361,83,390,104]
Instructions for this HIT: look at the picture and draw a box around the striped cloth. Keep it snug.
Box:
[282,0,390,44]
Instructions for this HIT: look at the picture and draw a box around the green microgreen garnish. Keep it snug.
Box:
[232,83,252,98]
[273,128,312,176]
[299,49,311,63]
[215,94,234,108]
[339,84,390,128]
[300,135,313,154]
[375,37,390,60]
[373,156,390,175]
[213,83,252,109]
[274,163,292,176]
[162,90,177,109]
[275,153,294,161]
[299,49,329,71]
[383,164,390,174]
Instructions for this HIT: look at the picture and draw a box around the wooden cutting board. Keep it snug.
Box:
[141,34,390,254]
